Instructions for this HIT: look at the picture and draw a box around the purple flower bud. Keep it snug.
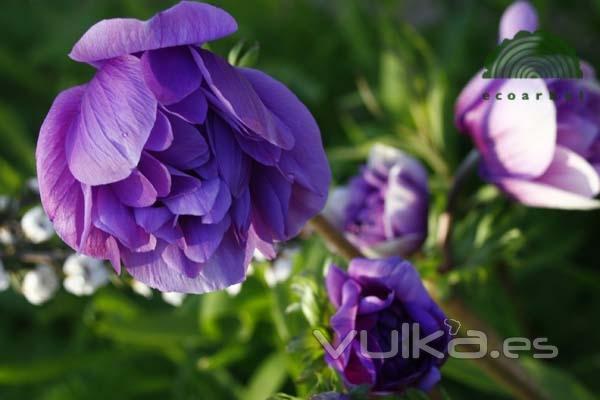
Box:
[325,145,429,257]
[324,258,450,395]
[499,1,539,42]
[36,1,331,293]
[455,2,600,210]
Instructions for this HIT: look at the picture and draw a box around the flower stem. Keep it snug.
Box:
[309,213,549,400]
[437,150,480,273]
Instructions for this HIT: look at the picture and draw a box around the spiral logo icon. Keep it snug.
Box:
[482,30,582,79]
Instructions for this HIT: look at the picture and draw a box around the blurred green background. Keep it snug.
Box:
[1,0,599,399]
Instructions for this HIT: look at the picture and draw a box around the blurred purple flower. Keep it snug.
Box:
[325,258,449,394]
[36,1,331,293]
[455,1,600,209]
[324,144,429,257]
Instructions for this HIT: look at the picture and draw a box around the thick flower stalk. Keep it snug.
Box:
[324,144,429,257]
[455,1,600,209]
[325,257,450,394]
[36,1,331,293]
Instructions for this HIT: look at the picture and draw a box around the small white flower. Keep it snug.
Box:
[62,254,109,296]
[0,260,10,292]
[22,265,58,305]
[21,206,54,244]
[0,227,15,246]
[0,196,10,213]
[26,177,40,194]
[253,249,268,262]
[162,291,186,307]
[265,248,298,287]
[225,282,242,296]
[131,280,153,298]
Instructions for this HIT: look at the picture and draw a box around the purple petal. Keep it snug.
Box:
[141,46,201,105]
[65,56,157,185]
[241,68,331,195]
[193,49,295,149]
[206,115,251,197]
[93,186,152,250]
[481,79,557,179]
[70,1,238,63]
[181,215,231,263]
[134,207,173,233]
[138,152,171,197]
[348,257,433,307]
[326,265,348,309]
[202,180,232,224]
[358,291,395,315]
[37,86,112,259]
[162,244,201,278]
[155,115,209,169]
[499,1,539,42]
[454,71,498,133]
[145,111,173,152]
[125,230,247,293]
[250,166,291,242]
[495,146,600,209]
[163,175,220,216]
[112,169,158,207]
[164,89,208,124]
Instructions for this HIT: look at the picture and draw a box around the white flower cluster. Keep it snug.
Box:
[21,205,54,244]
[63,254,109,296]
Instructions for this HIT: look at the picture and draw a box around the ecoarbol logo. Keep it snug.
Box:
[482,30,582,79]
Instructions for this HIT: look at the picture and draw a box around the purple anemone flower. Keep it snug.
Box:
[325,258,449,394]
[455,1,600,209]
[36,1,331,293]
[325,144,429,257]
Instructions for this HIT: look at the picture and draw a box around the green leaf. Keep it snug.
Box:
[244,353,288,400]
[522,358,596,400]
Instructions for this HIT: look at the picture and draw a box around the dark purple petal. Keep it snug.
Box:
[241,68,331,195]
[70,1,237,63]
[202,180,232,223]
[112,169,158,207]
[180,215,231,262]
[65,56,157,185]
[141,46,201,105]
[138,152,171,197]
[165,89,208,124]
[250,166,291,242]
[163,175,220,216]
[326,265,348,309]
[207,115,251,197]
[145,111,174,152]
[155,115,209,170]
[193,49,295,149]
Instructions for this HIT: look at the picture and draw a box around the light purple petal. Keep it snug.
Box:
[37,86,112,260]
[141,46,201,105]
[496,146,600,209]
[65,56,157,185]
[482,79,557,179]
[454,71,497,133]
[499,1,539,42]
[162,244,201,278]
[134,207,173,233]
[358,291,395,315]
[202,180,232,224]
[70,1,237,63]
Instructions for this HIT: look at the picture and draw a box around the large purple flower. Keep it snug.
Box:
[36,1,331,293]
[455,1,600,209]
[325,144,429,257]
[325,258,449,394]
